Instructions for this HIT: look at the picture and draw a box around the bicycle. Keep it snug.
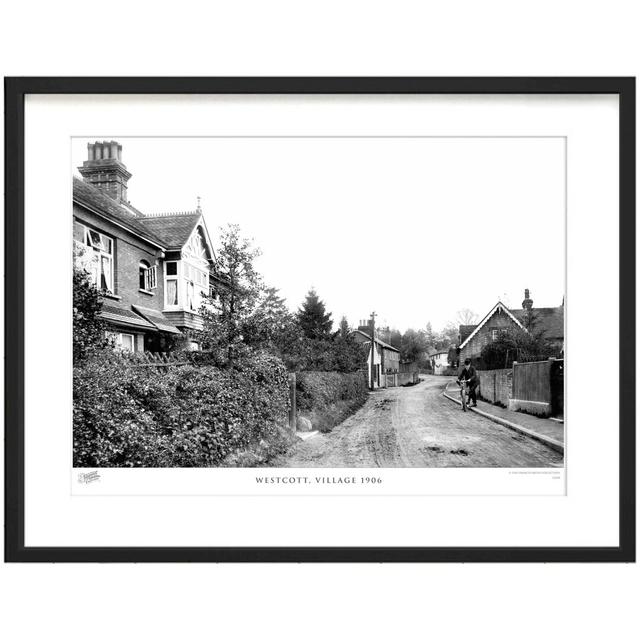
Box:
[457,379,469,412]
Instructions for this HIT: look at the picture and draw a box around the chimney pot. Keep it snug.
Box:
[78,140,131,203]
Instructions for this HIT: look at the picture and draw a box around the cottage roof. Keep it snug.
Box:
[73,177,166,248]
[458,301,526,350]
[510,307,564,340]
[458,324,476,345]
[351,329,400,353]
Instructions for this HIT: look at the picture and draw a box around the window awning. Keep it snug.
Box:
[100,304,157,331]
[132,305,182,335]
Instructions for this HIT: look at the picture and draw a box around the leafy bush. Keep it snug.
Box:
[73,266,112,364]
[73,352,291,467]
[295,370,368,432]
[480,328,560,370]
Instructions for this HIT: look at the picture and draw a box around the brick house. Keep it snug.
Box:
[73,140,223,352]
[351,324,400,388]
[457,289,564,364]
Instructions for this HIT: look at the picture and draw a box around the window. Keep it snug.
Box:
[139,261,157,291]
[491,329,499,341]
[165,261,179,307]
[83,226,114,293]
[188,341,200,351]
[108,331,136,352]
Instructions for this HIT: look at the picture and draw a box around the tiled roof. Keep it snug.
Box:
[351,329,400,352]
[137,213,202,250]
[458,324,476,344]
[510,307,564,340]
[73,178,166,248]
[132,305,182,335]
[100,303,157,330]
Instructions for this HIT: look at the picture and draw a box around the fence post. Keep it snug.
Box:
[288,372,296,433]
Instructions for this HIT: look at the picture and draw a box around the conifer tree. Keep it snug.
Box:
[339,315,350,338]
[297,288,333,339]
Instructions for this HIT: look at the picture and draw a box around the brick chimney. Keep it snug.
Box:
[522,288,534,327]
[78,140,132,203]
[358,319,374,336]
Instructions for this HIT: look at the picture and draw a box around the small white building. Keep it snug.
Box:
[351,328,400,388]
[430,350,450,375]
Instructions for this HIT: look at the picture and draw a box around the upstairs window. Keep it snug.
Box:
[139,261,157,291]
[83,226,114,293]
[165,261,179,307]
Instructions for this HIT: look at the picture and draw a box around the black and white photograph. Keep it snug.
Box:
[72,135,565,471]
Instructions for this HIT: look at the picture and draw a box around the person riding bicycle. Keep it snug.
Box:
[457,358,478,407]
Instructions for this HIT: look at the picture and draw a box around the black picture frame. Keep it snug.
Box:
[4,77,636,563]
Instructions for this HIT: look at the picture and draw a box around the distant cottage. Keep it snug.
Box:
[73,141,224,352]
[458,289,564,364]
[351,321,400,388]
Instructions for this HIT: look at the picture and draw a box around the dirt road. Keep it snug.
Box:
[272,376,563,468]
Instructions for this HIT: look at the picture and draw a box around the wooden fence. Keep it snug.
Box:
[510,358,563,417]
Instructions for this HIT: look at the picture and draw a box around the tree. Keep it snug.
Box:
[480,326,558,370]
[338,315,350,339]
[400,329,429,367]
[297,288,333,340]
[73,265,111,364]
[244,286,291,348]
[433,322,459,351]
[200,224,263,366]
[456,308,478,326]
[424,322,435,348]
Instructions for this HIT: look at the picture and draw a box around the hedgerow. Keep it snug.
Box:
[73,352,291,467]
[295,370,368,433]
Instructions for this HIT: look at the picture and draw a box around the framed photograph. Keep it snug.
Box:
[4,77,635,562]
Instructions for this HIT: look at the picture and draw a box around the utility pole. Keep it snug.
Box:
[369,311,377,391]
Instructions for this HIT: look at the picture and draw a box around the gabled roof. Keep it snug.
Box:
[458,324,476,344]
[73,177,166,248]
[458,301,526,350]
[138,212,203,250]
[510,307,564,340]
[351,329,400,353]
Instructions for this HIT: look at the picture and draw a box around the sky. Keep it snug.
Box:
[72,136,565,333]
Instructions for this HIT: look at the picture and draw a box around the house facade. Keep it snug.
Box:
[351,326,400,388]
[73,140,222,353]
[458,289,565,364]
[430,350,450,375]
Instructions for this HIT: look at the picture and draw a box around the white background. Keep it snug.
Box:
[1,2,638,640]
[28,94,609,544]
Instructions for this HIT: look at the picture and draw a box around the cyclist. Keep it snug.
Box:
[457,358,478,407]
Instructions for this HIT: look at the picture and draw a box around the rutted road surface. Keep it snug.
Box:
[273,376,563,468]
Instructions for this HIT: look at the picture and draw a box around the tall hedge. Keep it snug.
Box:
[295,370,368,432]
[73,352,290,467]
